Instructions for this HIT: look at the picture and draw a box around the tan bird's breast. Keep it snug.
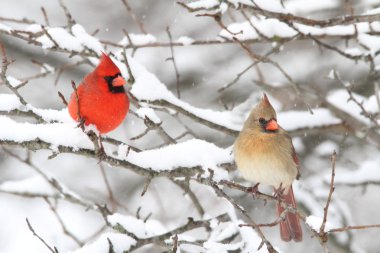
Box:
[234,131,298,189]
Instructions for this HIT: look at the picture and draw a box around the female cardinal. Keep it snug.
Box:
[68,53,129,134]
[234,94,302,242]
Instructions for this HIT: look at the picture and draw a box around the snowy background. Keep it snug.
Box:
[1,0,380,252]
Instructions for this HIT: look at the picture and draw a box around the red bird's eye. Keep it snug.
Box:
[259,118,266,124]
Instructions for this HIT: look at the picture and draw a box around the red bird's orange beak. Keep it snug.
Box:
[112,76,126,87]
[265,119,279,131]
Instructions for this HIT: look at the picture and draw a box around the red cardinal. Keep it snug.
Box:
[234,94,302,242]
[68,53,129,134]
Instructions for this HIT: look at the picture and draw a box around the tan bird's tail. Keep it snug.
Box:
[276,186,303,242]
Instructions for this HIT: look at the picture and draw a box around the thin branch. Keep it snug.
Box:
[120,0,147,34]
[166,27,181,98]
[44,198,83,246]
[26,218,59,253]
[319,151,337,242]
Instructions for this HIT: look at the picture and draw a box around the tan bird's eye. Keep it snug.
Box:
[259,118,266,124]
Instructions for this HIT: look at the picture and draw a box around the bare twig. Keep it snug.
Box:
[120,0,147,34]
[319,151,337,242]
[44,198,83,246]
[166,27,181,98]
[26,218,59,253]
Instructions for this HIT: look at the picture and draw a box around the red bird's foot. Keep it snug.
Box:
[77,117,86,131]
[247,182,260,195]
[96,146,107,163]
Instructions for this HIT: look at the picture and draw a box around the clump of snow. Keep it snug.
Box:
[285,0,339,14]
[327,89,378,125]
[306,215,335,232]
[333,160,380,184]
[6,76,22,87]
[125,54,242,131]
[363,7,380,15]
[72,24,103,54]
[108,213,165,238]
[327,69,335,79]
[344,48,364,57]
[70,233,136,253]
[358,34,380,55]
[119,34,157,46]
[278,108,341,131]
[41,63,55,73]
[117,144,129,159]
[220,18,296,41]
[0,176,56,196]
[0,23,12,33]
[203,241,243,253]
[135,107,161,124]
[37,27,83,51]
[188,0,220,9]
[315,140,338,156]
[176,36,195,45]
[25,24,42,33]
[227,0,285,13]
[0,94,23,111]
[121,139,232,171]
[0,116,93,149]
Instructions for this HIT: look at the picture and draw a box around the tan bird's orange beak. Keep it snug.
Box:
[266,119,279,131]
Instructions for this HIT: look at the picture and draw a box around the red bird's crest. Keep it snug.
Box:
[95,53,122,77]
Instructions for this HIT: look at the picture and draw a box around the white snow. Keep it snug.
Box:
[108,213,165,238]
[358,34,380,55]
[122,139,232,171]
[125,54,242,131]
[203,241,243,253]
[0,176,56,195]
[0,116,93,149]
[219,17,380,43]
[363,7,380,15]
[188,0,220,9]
[344,48,364,57]
[0,94,23,111]
[227,0,285,13]
[70,232,136,253]
[119,33,157,46]
[327,89,379,125]
[6,76,22,87]
[333,160,380,184]
[315,140,338,156]
[220,18,296,41]
[176,36,195,46]
[306,215,335,232]
[278,108,341,131]
[286,0,339,14]
[135,107,161,124]
[0,23,12,33]
[72,24,103,53]
[25,24,42,33]
[37,27,83,51]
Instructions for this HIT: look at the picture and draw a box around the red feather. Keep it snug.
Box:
[68,53,129,133]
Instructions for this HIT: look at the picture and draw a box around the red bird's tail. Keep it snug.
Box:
[276,186,303,242]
